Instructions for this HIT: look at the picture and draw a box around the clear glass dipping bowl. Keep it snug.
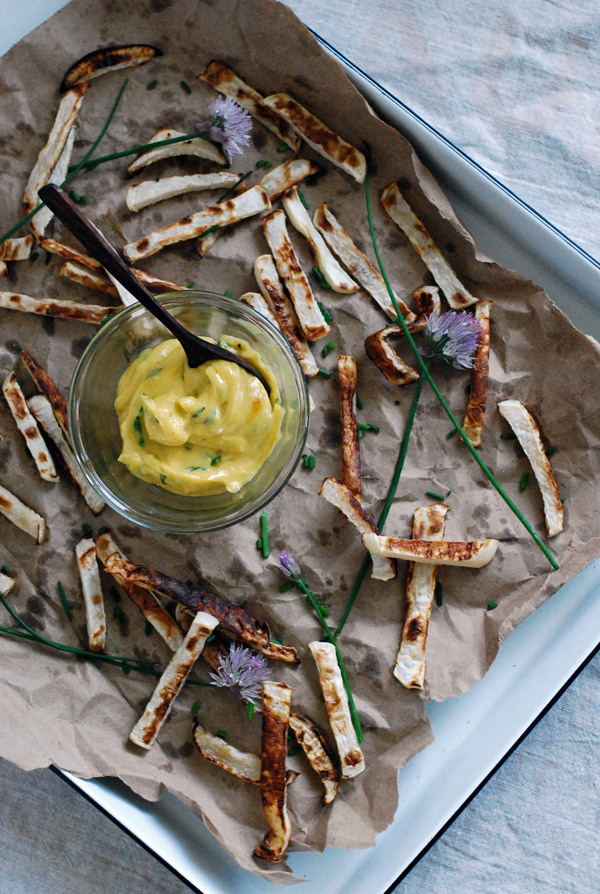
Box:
[68,292,309,533]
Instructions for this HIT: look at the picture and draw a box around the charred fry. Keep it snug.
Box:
[21,349,69,437]
[363,532,499,568]
[0,236,34,262]
[463,301,492,447]
[60,261,119,297]
[75,539,106,653]
[338,355,361,501]
[364,323,425,386]
[2,372,58,482]
[289,712,339,805]
[61,45,162,93]
[0,484,46,543]
[239,291,280,329]
[193,720,262,783]
[0,293,119,325]
[254,681,293,862]
[127,172,240,212]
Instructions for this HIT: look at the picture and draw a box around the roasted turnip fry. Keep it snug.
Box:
[127,127,226,173]
[101,554,270,649]
[0,236,34,262]
[33,128,76,238]
[133,269,186,292]
[75,539,106,653]
[96,533,183,652]
[318,478,395,580]
[289,712,339,805]
[239,291,279,329]
[2,372,58,482]
[394,504,448,689]
[60,261,120,298]
[130,611,218,750]
[0,571,15,596]
[40,238,102,270]
[201,636,226,671]
[199,62,300,151]
[21,349,69,437]
[254,254,318,376]
[22,86,87,218]
[175,603,194,633]
[0,484,46,543]
[381,183,477,309]
[28,395,105,514]
[338,355,361,501]
[0,262,7,277]
[364,324,425,386]
[463,301,492,447]
[123,184,270,263]
[193,720,262,783]
[498,399,564,537]
[254,681,293,863]
[127,172,240,212]
[308,642,365,778]
[262,210,329,341]
[282,188,358,293]
[61,44,162,93]
[413,285,441,317]
[263,93,367,183]
[363,533,499,568]
[313,202,414,319]
[0,293,118,325]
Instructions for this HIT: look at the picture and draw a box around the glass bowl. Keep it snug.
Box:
[68,292,309,533]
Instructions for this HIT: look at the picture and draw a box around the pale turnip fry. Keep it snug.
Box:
[40,238,102,270]
[61,45,162,93]
[0,293,118,325]
[198,62,300,151]
[282,187,358,293]
[2,372,58,482]
[463,301,492,447]
[127,171,240,212]
[363,532,499,568]
[394,504,448,689]
[381,183,477,309]
[0,236,34,262]
[413,285,441,317]
[21,349,69,437]
[33,128,76,238]
[262,210,329,341]
[254,680,293,863]
[96,533,183,652]
[313,202,414,320]
[498,399,563,537]
[60,261,119,298]
[239,291,280,329]
[28,395,105,514]
[127,127,226,173]
[364,323,427,386]
[123,184,271,263]
[75,539,106,653]
[289,712,339,805]
[0,484,46,544]
[193,720,262,783]
[338,355,361,501]
[254,254,318,376]
[0,571,15,596]
[263,93,367,183]
[318,478,395,581]
[308,641,365,778]
[130,611,218,750]
[22,86,87,218]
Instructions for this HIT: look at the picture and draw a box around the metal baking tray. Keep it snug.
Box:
[5,6,600,893]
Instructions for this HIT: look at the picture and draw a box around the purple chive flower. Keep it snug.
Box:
[420,311,481,369]
[279,550,302,581]
[209,643,271,703]
[196,96,252,162]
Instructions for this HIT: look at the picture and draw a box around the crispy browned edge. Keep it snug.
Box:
[289,712,339,806]
[319,477,380,533]
[60,45,162,93]
[338,355,361,501]
[463,303,491,447]
[21,348,69,436]
[103,554,270,649]
[364,323,428,386]
[2,294,119,324]
[254,256,309,368]
[3,372,56,478]
[254,683,292,862]
[376,537,489,562]
[208,631,300,667]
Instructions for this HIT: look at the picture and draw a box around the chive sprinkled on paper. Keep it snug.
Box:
[279,580,296,593]
[57,582,72,621]
[200,223,221,237]
[256,159,272,168]
[447,428,458,439]
[312,266,331,290]
[501,432,517,440]
[317,301,332,323]
[298,189,308,210]
[147,79,158,90]
[435,582,443,607]
[319,604,330,617]
[487,600,498,611]
[256,538,263,550]
[317,368,331,379]
[261,512,269,558]
[322,341,337,358]
[113,605,123,618]
[216,730,228,740]
[287,744,301,757]
[224,289,232,298]
[186,283,195,290]
[277,143,288,152]
[101,316,113,326]
[519,472,529,492]
[160,474,167,485]
[180,80,192,94]
[546,446,558,457]
[82,523,93,537]
[426,490,445,501]
[1,565,10,575]
[191,700,200,714]
[356,392,364,410]
[358,422,379,434]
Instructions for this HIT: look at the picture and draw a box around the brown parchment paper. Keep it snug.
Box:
[1,0,600,883]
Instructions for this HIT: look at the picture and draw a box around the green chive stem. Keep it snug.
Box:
[426,490,445,501]
[261,512,269,558]
[70,130,201,172]
[57,582,72,622]
[217,170,252,203]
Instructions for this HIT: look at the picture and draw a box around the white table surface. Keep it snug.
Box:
[2,1,600,892]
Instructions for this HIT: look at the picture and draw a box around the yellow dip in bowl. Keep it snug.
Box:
[114,337,283,496]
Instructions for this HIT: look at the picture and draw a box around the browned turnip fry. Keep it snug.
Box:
[193,720,262,783]
[127,172,240,212]
[40,238,102,270]
[0,236,34,262]
[102,553,270,649]
[133,270,186,292]
[0,484,46,543]
[363,533,499,568]
[2,373,58,482]
[127,127,226,173]
[318,478,395,580]
[413,285,441,317]
[254,254,318,376]
[123,184,270,263]
[96,533,184,652]
[0,262,6,277]
[130,612,218,750]
[199,62,300,151]
[60,44,162,93]
[394,504,448,689]
[364,321,427,386]
[239,291,279,329]
[338,355,361,501]
[0,571,15,596]
[60,261,120,297]
[262,210,329,341]
[381,183,477,309]
[289,712,339,805]
[462,301,492,447]
[75,539,106,653]
[254,681,293,863]
[498,400,563,537]
[21,349,69,438]
[0,293,118,325]
[263,93,367,183]
[201,636,226,671]
[33,129,76,238]
[248,639,300,664]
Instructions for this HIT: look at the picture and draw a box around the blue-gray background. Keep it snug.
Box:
[2,1,600,891]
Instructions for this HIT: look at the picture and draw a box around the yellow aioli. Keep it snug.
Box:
[115,337,283,496]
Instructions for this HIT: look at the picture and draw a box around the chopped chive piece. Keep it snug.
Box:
[394,400,401,406]
[211,455,221,466]
[186,283,195,290]
[287,744,301,757]
[247,702,255,719]
[224,289,232,298]
[204,408,217,424]
[187,465,208,471]
[312,265,331,290]
[256,538,263,550]
[155,176,160,182]
[519,472,529,493]
[147,79,158,90]
[358,422,380,434]
[45,251,51,265]
[308,455,316,470]
[447,428,458,439]
[216,730,227,740]
[501,432,517,440]
[317,301,332,323]
[101,315,113,326]
[302,455,309,468]
[82,523,93,537]
[144,620,152,636]
[277,143,288,152]
[446,490,452,497]
[561,497,565,504]
[256,159,272,168]
[180,80,192,94]
[113,605,123,618]
[279,581,296,593]
[16,378,23,388]
[317,368,332,378]
[271,636,283,645]
[122,663,131,675]
[435,582,443,607]
[160,474,167,485]
[546,446,558,457]
[57,581,72,621]
[1,565,10,575]
[200,223,221,237]
[319,604,330,617]
[298,189,308,210]
[146,368,163,379]
[206,632,215,643]
[356,392,364,410]
[261,512,269,558]
[191,700,200,714]
[79,195,87,206]
[487,600,498,611]
[358,430,364,439]
[30,251,39,262]
[322,341,337,358]
[426,490,445,501]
